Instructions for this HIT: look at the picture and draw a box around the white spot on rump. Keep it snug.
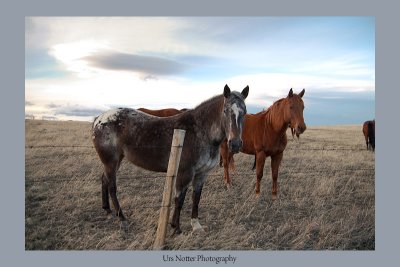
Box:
[94,109,121,129]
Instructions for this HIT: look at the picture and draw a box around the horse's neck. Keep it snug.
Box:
[264,101,289,137]
[193,96,226,143]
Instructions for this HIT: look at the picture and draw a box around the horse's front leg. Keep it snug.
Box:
[271,152,283,200]
[191,173,207,233]
[170,185,188,235]
[220,141,232,187]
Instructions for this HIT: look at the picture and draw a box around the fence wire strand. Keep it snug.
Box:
[26,144,375,210]
[25,144,371,151]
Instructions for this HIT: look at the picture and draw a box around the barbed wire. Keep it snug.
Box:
[25,142,375,212]
[25,144,372,152]
[26,145,93,148]
[25,165,374,184]
[26,192,375,211]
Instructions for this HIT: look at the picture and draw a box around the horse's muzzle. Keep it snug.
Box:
[295,124,307,136]
[228,139,242,154]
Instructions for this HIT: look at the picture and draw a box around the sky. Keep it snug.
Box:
[25,17,375,125]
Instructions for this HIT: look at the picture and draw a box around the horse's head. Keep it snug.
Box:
[284,88,306,137]
[222,84,249,154]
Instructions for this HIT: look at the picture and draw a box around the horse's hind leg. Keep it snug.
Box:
[101,173,112,214]
[104,155,126,221]
[252,154,256,171]
[271,152,283,200]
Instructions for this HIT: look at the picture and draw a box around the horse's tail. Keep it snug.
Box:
[368,121,375,151]
[92,116,99,129]
[251,155,256,171]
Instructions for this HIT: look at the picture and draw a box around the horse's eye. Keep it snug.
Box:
[290,105,293,109]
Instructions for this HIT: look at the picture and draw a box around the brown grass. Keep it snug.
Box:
[25,120,374,250]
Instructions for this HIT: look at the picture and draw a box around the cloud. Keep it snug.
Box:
[47,103,62,109]
[84,51,188,76]
[54,106,106,117]
[25,17,375,125]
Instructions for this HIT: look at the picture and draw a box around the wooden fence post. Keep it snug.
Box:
[153,129,186,250]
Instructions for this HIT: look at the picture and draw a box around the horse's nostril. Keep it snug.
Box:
[228,140,241,153]
[298,124,306,133]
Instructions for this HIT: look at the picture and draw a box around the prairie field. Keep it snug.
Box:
[25,120,375,250]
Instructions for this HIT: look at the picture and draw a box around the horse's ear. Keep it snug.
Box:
[298,88,305,98]
[288,88,293,98]
[241,85,249,99]
[224,84,231,98]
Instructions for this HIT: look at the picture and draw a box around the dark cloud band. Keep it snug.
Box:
[54,107,106,117]
[85,51,188,76]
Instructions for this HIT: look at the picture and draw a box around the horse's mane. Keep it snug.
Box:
[193,91,246,111]
[263,98,285,124]
[193,94,224,110]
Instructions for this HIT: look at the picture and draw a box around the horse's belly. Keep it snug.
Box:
[241,146,256,155]
[123,146,169,173]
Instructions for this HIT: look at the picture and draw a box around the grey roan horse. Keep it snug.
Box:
[92,85,249,234]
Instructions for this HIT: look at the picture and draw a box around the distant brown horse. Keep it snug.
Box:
[362,120,375,151]
[220,88,306,199]
[137,107,188,117]
[92,85,249,234]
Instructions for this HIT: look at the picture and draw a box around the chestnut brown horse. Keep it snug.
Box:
[362,120,375,151]
[220,88,306,199]
[92,85,249,234]
[219,123,298,171]
[137,107,188,117]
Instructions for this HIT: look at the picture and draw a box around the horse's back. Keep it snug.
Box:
[92,108,173,171]
[92,107,208,173]
[241,112,288,155]
[138,107,182,117]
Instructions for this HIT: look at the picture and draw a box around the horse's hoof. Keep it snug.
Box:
[225,182,232,190]
[171,228,182,236]
[272,194,277,201]
[191,218,207,235]
[192,226,207,235]
[104,210,114,219]
[103,208,112,214]
[104,208,113,217]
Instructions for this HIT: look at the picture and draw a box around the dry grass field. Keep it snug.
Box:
[25,119,374,250]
